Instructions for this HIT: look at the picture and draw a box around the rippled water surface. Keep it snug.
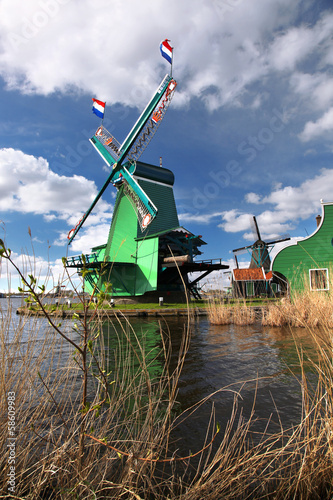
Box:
[2,298,317,447]
[99,314,316,448]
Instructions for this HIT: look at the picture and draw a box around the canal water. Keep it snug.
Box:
[103,315,315,450]
[2,298,316,452]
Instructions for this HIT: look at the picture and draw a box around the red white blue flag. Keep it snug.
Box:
[92,98,105,119]
[160,39,173,65]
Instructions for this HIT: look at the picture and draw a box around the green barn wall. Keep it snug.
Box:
[272,203,333,294]
[135,238,158,294]
[91,244,106,261]
[105,187,138,263]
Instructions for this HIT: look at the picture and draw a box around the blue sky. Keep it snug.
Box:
[0,0,333,291]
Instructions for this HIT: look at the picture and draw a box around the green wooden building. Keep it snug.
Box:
[272,201,333,295]
[66,160,228,302]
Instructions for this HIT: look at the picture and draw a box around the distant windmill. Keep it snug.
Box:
[232,216,290,271]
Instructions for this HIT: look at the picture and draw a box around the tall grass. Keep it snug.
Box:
[207,298,257,325]
[3,308,333,498]
[207,286,333,329]
[2,247,333,498]
[0,296,193,498]
[262,290,333,328]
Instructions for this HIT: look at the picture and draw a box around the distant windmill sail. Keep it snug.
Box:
[232,216,290,272]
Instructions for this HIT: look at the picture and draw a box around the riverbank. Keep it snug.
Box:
[16,300,270,319]
[16,304,209,318]
[18,291,333,329]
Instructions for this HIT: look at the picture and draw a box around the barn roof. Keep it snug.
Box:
[233,268,272,281]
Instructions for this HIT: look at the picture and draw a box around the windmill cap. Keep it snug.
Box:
[133,161,175,186]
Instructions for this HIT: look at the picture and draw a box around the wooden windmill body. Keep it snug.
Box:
[66,73,228,301]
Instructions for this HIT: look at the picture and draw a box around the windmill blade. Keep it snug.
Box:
[68,73,177,245]
[265,236,291,246]
[120,165,157,230]
[126,79,177,161]
[252,215,261,241]
[232,244,255,254]
[118,74,175,162]
[67,164,120,245]
[90,127,121,166]
[90,76,175,170]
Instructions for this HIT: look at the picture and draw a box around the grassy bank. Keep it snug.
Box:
[26,299,207,312]
[19,297,275,318]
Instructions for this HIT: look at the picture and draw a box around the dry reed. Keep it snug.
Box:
[2,288,333,497]
[206,301,232,325]
[0,288,199,499]
[262,291,333,328]
[207,298,256,326]
[207,282,333,329]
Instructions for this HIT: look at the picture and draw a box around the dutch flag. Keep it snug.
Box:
[160,39,173,65]
[92,98,105,119]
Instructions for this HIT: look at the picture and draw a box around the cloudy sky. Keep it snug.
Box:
[0,0,332,291]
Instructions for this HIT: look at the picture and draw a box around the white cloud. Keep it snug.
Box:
[299,107,333,142]
[55,222,112,254]
[0,0,320,112]
[245,192,262,204]
[261,168,333,216]
[218,210,255,233]
[178,211,224,225]
[291,73,333,111]
[267,14,333,72]
[219,210,294,241]
[0,249,78,293]
[220,168,333,240]
[0,0,331,158]
[0,148,113,255]
[0,148,112,223]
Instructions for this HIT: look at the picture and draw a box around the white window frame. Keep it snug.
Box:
[309,268,329,291]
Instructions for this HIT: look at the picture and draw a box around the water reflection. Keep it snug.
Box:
[1,297,80,391]
[99,317,165,387]
[94,315,317,453]
[174,319,319,449]
[2,299,319,453]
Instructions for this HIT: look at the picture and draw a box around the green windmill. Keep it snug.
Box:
[66,72,228,302]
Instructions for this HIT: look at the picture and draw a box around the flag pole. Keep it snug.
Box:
[102,102,105,127]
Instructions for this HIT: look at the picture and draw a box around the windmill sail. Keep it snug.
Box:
[67,73,177,245]
[116,166,158,231]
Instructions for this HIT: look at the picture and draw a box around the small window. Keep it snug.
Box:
[309,268,329,291]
